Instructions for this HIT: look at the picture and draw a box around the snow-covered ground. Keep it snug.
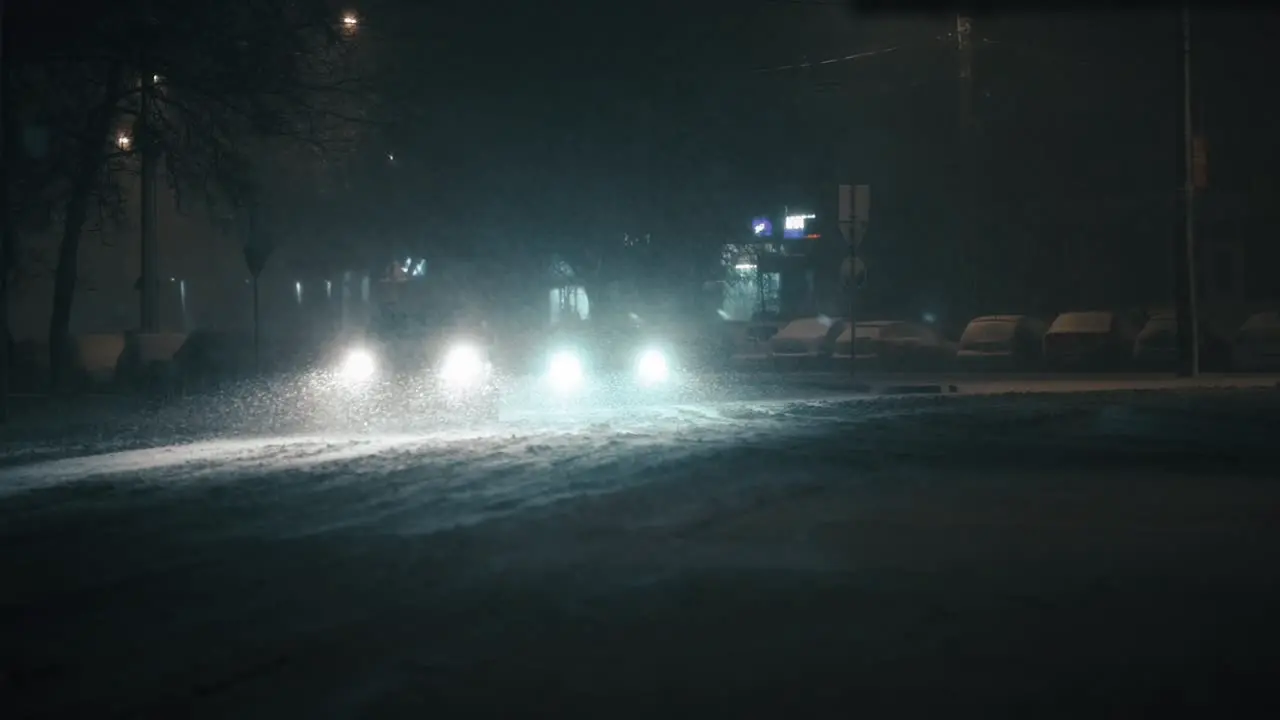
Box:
[3,385,1280,716]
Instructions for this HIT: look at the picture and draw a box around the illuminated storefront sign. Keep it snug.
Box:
[751,217,773,237]
[751,212,819,240]
[783,213,816,239]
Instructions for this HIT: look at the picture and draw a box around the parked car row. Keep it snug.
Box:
[727,309,1280,372]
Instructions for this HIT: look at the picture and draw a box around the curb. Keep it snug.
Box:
[802,382,960,396]
[878,383,961,395]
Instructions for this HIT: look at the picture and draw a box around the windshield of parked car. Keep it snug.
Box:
[1049,312,1113,335]
[961,319,1017,346]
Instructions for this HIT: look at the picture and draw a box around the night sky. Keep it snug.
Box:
[348,3,1278,315]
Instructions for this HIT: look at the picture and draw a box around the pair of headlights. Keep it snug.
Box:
[336,344,671,390]
[544,348,670,392]
[336,344,489,388]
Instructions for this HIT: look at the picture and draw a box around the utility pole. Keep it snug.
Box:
[955,11,983,314]
[139,67,160,333]
[956,13,974,131]
[1174,1,1201,376]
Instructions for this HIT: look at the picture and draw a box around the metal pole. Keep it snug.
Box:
[140,70,159,332]
[1172,2,1200,377]
[252,277,261,374]
[1181,1,1201,376]
[847,240,857,377]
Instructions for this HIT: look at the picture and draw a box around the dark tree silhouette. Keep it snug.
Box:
[5,0,373,388]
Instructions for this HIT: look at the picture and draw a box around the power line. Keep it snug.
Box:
[753,44,902,73]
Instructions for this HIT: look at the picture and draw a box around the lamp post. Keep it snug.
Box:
[1174,0,1200,377]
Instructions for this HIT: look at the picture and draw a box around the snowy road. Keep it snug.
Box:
[4,387,1280,716]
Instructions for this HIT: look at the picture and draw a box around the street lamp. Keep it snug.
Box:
[116,133,132,151]
[342,12,358,29]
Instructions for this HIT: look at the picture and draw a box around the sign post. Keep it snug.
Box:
[1175,2,1200,377]
[839,184,869,377]
[242,205,273,376]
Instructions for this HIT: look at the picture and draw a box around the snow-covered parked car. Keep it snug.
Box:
[1232,310,1280,371]
[769,316,847,369]
[833,320,953,370]
[1043,311,1140,370]
[955,315,1048,370]
[1132,312,1232,370]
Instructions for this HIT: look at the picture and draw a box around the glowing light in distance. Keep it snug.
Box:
[636,349,669,385]
[547,350,584,392]
[339,347,377,383]
[784,213,816,230]
[440,344,487,389]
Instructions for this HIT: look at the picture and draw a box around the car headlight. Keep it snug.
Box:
[439,343,489,388]
[339,347,377,383]
[547,349,584,392]
[635,348,669,385]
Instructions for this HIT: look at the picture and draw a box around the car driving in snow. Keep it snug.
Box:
[324,313,502,426]
[536,316,680,403]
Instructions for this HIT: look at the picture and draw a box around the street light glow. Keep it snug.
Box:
[116,133,132,150]
[342,12,358,27]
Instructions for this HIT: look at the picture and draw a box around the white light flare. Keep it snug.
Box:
[636,348,670,386]
[547,350,584,393]
[339,347,377,383]
[439,343,488,390]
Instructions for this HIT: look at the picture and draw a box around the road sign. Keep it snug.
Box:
[243,244,272,278]
[839,221,854,246]
[838,184,871,248]
[841,256,867,288]
[854,184,870,222]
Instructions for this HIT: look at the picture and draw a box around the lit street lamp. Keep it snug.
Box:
[342,12,358,29]
[116,133,132,151]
